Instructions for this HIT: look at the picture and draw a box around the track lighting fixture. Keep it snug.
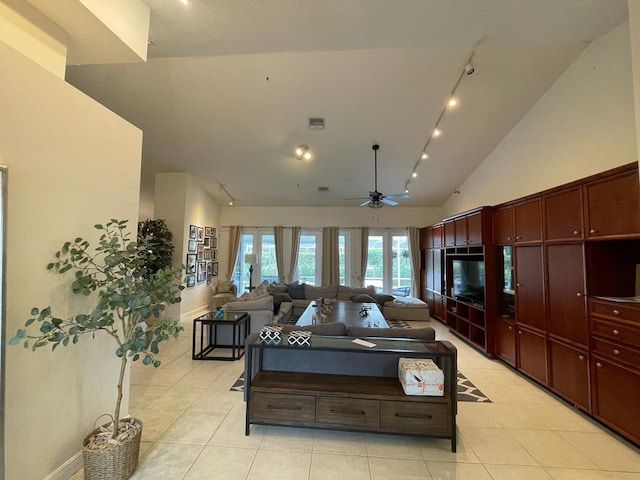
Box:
[295,145,312,161]
[464,63,475,75]
[217,181,235,206]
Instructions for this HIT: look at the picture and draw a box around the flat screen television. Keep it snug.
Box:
[452,258,485,307]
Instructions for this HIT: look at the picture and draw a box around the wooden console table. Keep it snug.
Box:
[244,335,457,451]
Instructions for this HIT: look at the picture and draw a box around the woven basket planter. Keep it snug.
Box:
[82,418,143,480]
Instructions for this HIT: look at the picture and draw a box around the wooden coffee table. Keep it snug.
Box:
[296,301,388,328]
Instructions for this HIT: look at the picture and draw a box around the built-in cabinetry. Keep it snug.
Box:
[490,162,640,445]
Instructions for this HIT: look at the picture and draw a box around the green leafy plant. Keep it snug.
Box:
[9,219,185,440]
[137,218,175,278]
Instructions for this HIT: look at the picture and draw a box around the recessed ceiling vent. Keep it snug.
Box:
[318,186,329,192]
[309,117,325,130]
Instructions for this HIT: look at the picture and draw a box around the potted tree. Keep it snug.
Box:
[9,219,184,480]
[137,218,175,277]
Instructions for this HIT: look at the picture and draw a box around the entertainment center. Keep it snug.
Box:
[420,162,640,446]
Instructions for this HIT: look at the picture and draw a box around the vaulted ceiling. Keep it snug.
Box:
[66,0,628,210]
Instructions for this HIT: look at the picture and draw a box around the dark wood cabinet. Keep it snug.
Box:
[433,224,444,249]
[449,212,484,246]
[495,316,516,366]
[517,326,547,384]
[544,187,584,241]
[549,339,589,409]
[514,198,542,244]
[493,206,514,245]
[466,212,483,245]
[584,168,640,240]
[546,244,587,346]
[515,245,545,331]
[444,220,455,247]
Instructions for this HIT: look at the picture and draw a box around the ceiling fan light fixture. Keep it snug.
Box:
[295,145,312,161]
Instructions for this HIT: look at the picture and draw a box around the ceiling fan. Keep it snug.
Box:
[347,144,410,208]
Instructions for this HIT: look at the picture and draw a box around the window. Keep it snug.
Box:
[233,229,277,292]
[297,230,321,285]
[338,232,350,285]
[365,230,410,295]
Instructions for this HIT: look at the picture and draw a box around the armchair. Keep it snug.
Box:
[211,280,238,309]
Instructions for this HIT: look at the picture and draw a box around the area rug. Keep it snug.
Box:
[230,371,491,402]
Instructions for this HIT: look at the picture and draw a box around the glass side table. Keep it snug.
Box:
[192,311,250,361]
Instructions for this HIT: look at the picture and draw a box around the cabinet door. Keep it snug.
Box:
[420,227,430,249]
[585,170,640,239]
[514,198,542,243]
[444,221,456,247]
[515,246,545,330]
[466,212,483,245]
[517,327,548,384]
[495,316,516,366]
[544,187,584,241]
[425,250,435,291]
[493,206,514,245]
[592,356,640,445]
[549,340,589,409]
[433,224,444,248]
[454,217,467,246]
[433,249,442,293]
[546,244,587,346]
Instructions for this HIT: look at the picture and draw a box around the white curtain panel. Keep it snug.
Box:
[226,225,241,280]
[408,226,420,297]
[274,226,285,283]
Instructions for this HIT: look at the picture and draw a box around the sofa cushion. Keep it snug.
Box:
[347,326,436,341]
[287,282,306,299]
[217,280,235,294]
[268,283,288,294]
[305,284,338,299]
[224,295,273,311]
[280,322,348,336]
[350,294,376,303]
[374,293,395,306]
[337,285,376,301]
[271,292,293,303]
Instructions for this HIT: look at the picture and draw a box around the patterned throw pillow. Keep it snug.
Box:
[286,282,306,299]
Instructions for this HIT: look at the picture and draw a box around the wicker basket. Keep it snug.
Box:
[82,417,143,480]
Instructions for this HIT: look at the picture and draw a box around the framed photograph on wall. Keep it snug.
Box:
[197,227,204,242]
[211,237,217,249]
[203,237,210,248]
[186,275,195,288]
[211,249,217,261]
[206,262,213,285]
[186,254,196,274]
[210,227,217,238]
[188,239,197,252]
[204,248,212,260]
[189,225,197,239]
[212,261,219,276]
[197,244,204,261]
[197,261,206,283]
[205,226,214,237]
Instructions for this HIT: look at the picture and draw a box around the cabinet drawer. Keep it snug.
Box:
[592,337,640,367]
[590,300,640,323]
[380,401,450,435]
[251,392,315,423]
[591,318,640,349]
[316,397,380,428]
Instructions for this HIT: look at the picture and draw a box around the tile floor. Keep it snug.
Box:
[71,319,640,480]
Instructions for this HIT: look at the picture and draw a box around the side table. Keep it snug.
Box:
[192,311,250,361]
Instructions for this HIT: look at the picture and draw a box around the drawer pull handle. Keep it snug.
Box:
[515,236,521,240]
[267,404,302,411]
[576,292,582,297]
[613,329,620,335]
[518,331,523,335]
[508,326,512,330]
[506,236,512,241]
[613,349,620,355]
[596,362,603,368]
[330,408,366,416]
[589,229,597,234]
[578,355,585,360]
[573,230,580,235]
[612,309,620,315]
[395,413,433,420]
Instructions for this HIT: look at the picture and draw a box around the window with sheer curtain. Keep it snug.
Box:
[364,229,410,295]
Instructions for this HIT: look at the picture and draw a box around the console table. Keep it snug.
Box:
[192,311,249,361]
[244,335,457,451]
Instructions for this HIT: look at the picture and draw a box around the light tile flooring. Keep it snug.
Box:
[71,319,640,480]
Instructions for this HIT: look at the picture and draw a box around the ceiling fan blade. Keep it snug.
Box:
[384,193,410,199]
[381,197,399,206]
[345,197,370,200]
[360,200,372,207]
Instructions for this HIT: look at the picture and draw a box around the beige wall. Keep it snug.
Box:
[441,22,637,217]
[629,0,640,178]
[0,38,142,480]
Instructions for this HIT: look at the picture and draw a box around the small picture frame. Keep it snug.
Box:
[211,249,217,261]
[210,227,217,238]
[206,262,213,285]
[205,226,214,237]
[186,274,195,288]
[189,225,197,239]
[197,227,204,242]
[197,261,206,283]
[186,254,196,274]
[188,239,197,252]
[204,248,212,260]
[212,261,219,276]
[197,244,204,261]
[203,237,210,248]
[211,237,218,249]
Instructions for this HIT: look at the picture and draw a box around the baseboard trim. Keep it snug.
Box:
[180,305,209,322]
[44,451,82,480]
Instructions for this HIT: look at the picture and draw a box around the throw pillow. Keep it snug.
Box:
[224,295,273,311]
[374,294,395,306]
[347,326,436,341]
[281,322,347,336]
[268,283,288,294]
[217,280,234,293]
[272,292,293,303]
[350,294,376,303]
[253,280,270,298]
[286,282,306,299]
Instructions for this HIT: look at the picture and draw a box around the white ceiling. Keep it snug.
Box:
[65,0,628,209]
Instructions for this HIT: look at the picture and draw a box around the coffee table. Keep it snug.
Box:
[192,311,249,361]
[296,301,388,328]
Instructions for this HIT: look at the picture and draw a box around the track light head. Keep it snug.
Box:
[464,63,475,75]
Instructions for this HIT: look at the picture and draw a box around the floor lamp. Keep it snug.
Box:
[244,254,257,291]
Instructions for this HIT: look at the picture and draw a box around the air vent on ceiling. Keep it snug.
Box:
[309,117,325,130]
[318,186,329,192]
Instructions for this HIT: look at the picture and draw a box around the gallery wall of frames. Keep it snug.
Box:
[185,225,217,287]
